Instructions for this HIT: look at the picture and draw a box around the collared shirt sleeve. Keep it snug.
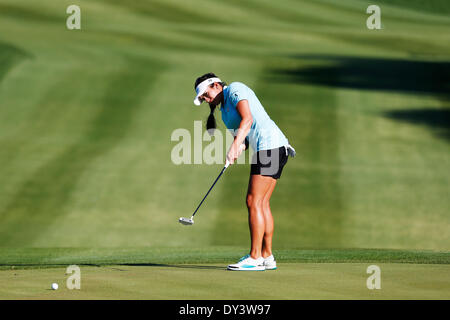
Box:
[228,84,249,108]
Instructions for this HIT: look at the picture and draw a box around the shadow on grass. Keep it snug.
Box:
[270,54,450,97]
[117,263,225,270]
[270,54,450,142]
[384,108,450,141]
[0,41,32,84]
[0,263,226,271]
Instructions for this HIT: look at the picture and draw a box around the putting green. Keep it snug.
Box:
[1,263,449,299]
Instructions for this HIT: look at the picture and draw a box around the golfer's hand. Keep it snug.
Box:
[227,143,246,165]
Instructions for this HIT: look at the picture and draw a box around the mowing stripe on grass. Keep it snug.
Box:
[0,57,166,246]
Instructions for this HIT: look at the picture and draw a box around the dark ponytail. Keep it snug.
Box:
[207,104,217,136]
[194,72,226,136]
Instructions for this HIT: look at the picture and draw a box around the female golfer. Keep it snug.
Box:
[193,73,295,271]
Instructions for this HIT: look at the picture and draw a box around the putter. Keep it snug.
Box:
[179,160,230,226]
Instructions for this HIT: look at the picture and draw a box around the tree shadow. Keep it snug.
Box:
[384,108,450,141]
[269,54,450,142]
[0,41,33,84]
[270,54,450,97]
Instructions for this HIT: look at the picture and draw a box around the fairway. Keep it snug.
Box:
[0,0,449,301]
[1,263,449,299]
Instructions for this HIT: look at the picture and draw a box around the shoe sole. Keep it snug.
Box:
[264,263,277,270]
[227,266,265,271]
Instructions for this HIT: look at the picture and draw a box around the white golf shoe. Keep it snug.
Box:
[263,255,277,270]
[227,255,265,271]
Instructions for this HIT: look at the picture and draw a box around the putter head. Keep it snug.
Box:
[179,217,194,226]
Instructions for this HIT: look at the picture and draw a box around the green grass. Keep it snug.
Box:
[0,0,448,250]
[0,248,448,269]
[1,262,449,299]
[1,248,448,299]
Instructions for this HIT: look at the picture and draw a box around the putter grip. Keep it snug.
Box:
[224,144,244,168]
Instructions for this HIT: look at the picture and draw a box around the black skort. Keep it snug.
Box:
[250,146,289,180]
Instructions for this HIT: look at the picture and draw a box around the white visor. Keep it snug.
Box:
[193,77,222,105]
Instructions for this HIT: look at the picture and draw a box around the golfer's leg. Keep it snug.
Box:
[261,178,277,258]
[247,175,274,259]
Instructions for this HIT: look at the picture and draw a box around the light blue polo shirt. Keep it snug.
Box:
[220,82,289,152]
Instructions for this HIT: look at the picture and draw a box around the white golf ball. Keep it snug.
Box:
[51,283,58,290]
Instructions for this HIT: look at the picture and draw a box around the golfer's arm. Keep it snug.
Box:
[234,100,253,148]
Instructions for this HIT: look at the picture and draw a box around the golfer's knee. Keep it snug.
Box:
[262,198,271,211]
[246,194,263,210]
